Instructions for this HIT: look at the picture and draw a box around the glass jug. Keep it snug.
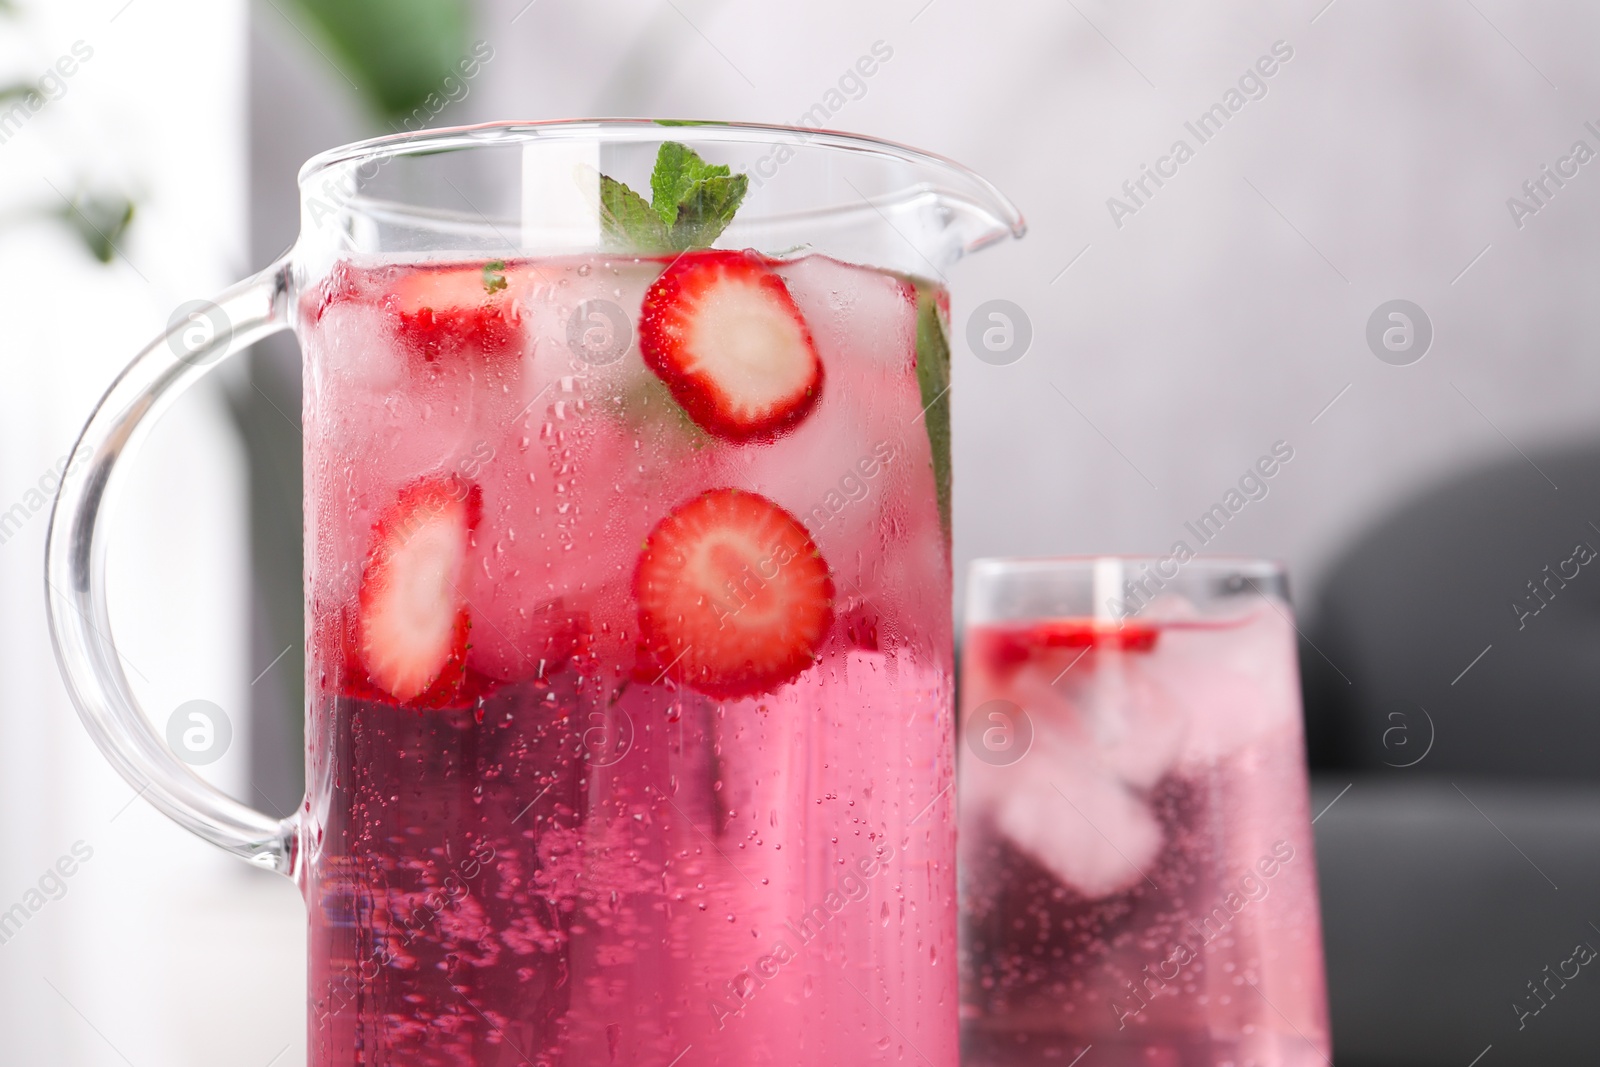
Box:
[46,120,1023,1066]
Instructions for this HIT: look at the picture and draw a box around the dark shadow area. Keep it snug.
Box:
[1301,440,1600,1066]
[228,332,305,819]
[1303,440,1600,777]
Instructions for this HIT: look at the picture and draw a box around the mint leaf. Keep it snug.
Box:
[669,173,748,249]
[595,142,748,252]
[650,141,733,228]
[913,285,952,538]
[482,260,507,294]
[598,174,670,251]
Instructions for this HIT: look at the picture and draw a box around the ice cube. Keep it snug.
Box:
[1147,607,1301,767]
[1057,653,1187,790]
[463,389,635,681]
[772,254,918,376]
[730,255,935,637]
[975,709,1165,901]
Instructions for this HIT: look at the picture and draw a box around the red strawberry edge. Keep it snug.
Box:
[975,618,1162,674]
[347,476,497,710]
[638,250,822,442]
[633,487,835,699]
[387,262,523,368]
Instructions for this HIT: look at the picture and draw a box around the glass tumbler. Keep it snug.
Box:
[958,557,1331,1067]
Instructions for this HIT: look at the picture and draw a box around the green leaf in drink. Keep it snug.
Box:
[482,260,508,294]
[913,285,953,538]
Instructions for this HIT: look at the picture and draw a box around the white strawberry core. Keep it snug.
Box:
[686,277,814,420]
[363,510,467,701]
[694,534,786,628]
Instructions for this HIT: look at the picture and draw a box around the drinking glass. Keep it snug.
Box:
[959,557,1331,1066]
[45,120,1023,1066]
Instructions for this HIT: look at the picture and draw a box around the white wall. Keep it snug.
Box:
[462,0,1600,617]
[0,1,303,1064]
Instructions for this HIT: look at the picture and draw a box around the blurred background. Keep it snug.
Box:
[1,0,1596,1063]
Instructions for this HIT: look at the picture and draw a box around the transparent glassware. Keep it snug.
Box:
[45,120,1022,1066]
[959,557,1331,1067]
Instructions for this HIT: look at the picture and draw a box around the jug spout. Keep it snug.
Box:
[719,123,1028,276]
[801,176,1029,277]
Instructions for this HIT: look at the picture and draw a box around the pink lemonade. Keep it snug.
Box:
[959,599,1331,1066]
[298,248,957,1066]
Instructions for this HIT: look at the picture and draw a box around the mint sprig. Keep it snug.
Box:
[649,142,730,228]
[669,174,747,248]
[598,142,748,252]
[482,259,508,294]
[598,176,669,249]
[913,284,953,539]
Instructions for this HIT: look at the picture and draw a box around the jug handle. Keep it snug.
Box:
[45,258,300,878]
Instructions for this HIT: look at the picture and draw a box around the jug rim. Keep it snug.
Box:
[297,117,1027,241]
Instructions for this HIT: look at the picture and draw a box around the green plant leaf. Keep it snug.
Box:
[913,285,952,538]
[599,174,670,251]
[285,0,471,122]
[0,82,39,105]
[599,142,748,252]
[650,141,731,228]
[59,194,135,264]
[482,259,507,294]
[669,172,748,249]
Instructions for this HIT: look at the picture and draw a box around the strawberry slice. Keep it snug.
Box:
[387,261,521,366]
[1026,619,1161,651]
[634,488,834,698]
[638,250,822,441]
[356,478,478,705]
[975,618,1161,678]
[323,602,500,711]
